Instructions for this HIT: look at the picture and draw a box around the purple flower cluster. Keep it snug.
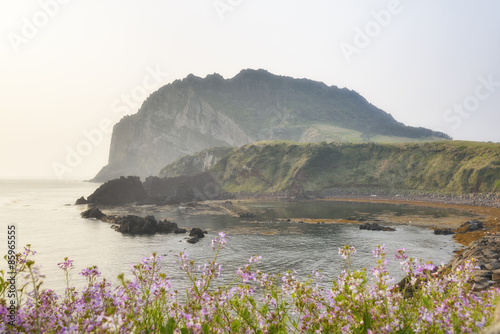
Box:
[1,237,499,333]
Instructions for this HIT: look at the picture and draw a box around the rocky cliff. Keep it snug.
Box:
[93,69,450,182]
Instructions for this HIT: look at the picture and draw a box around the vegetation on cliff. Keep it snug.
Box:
[159,146,234,178]
[198,140,500,195]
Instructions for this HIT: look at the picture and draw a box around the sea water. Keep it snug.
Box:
[0,180,458,292]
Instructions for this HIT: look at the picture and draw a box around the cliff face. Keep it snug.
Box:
[93,69,450,182]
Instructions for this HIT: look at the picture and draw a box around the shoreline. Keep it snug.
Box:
[223,194,500,246]
[325,197,500,246]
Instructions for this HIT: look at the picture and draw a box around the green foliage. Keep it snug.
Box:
[208,141,500,194]
[159,146,234,178]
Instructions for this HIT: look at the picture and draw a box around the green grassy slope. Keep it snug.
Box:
[209,141,500,195]
[159,146,234,178]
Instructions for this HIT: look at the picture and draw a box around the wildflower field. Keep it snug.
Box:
[1,232,499,333]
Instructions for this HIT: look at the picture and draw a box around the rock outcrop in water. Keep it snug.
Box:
[80,207,188,236]
[86,176,148,205]
[75,196,88,205]
[81,172,223,206]
[81,207,107,220]
[93,69,449,182]
[359,222,396,232]
[186,228,207,244]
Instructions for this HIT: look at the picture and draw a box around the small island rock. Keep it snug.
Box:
[75,196,88,205]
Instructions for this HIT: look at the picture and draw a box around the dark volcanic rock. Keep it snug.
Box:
[80,208,192,237]
[75,196,88,205]
[187,237,200,244]
[359,222,396,232]
[460,220,484,232]
[157,219,180,233]
[174,228,188,234]
[447,233,500,291]
[143,173,225,205]
[112,215,158,234]
[434,228,456,235]
[87,176,148,205]
[81,208,107,220]
[189,228,206,239]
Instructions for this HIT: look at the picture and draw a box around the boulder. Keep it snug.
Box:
[189,228,206,238]
[187,237,199,244]
[460,220,484,232]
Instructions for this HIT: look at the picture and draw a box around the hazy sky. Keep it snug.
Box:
[1,0,499,179]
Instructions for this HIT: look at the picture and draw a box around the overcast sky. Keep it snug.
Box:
[1,0,499,179]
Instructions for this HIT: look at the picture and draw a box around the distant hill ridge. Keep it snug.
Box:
[93,69,450,182]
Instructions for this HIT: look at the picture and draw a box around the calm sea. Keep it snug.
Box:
[0,180,459,292]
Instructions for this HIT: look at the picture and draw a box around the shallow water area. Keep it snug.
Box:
[0,180,464,293]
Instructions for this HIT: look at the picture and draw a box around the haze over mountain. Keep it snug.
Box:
[93,69,450,182]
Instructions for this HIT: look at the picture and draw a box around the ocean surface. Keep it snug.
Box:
[0,180,461,293]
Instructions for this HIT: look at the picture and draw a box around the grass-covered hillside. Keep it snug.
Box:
[159,146,234,178]
[206,141,500,195]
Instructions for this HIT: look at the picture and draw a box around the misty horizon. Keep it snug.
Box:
[1,1,500,179]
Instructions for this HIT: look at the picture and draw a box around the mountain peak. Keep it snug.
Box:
[93,69,450,182]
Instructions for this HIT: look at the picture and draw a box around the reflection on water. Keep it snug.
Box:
[0,181,460,293]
